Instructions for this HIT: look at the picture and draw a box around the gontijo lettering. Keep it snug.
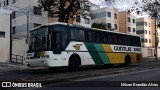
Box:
[114,46,131,51]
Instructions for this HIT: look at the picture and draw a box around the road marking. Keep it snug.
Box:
[76,67,160,81]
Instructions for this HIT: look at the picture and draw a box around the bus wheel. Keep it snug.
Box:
[68,57,80,71]
[123,55,131,66]
[120,55,131,67]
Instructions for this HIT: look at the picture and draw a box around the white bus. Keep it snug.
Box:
[26,22,142,71]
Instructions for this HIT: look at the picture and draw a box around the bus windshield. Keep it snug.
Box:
[29,27,49,51]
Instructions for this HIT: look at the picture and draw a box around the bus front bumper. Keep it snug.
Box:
[26,59,48,67]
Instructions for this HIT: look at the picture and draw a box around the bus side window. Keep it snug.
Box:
[111,34,118,44]
[79,29,85,41]
[95,32,100,43]
[71,28,85,41]
[102,32,111,43]
[88,31,95,42]
[117,34,123,45]
[71,28,79,40]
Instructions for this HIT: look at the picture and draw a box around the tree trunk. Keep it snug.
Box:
[58,0,65,22]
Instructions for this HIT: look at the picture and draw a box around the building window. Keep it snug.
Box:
[136,30,144,34]
[4,1,5,7]
[141,38,148,43]
[84,18,90,24]
[48,11,53,17]
[6,0,9,5]
[133,28,135,32]
[84,5,90,11]
[128,17,130,22]
[145,39,148,43]
[136,22,148,26]
[149,39,151,43]
[114,24,117,29]
[13,0,16,4]
[34,23,41,28]
[149,31,151,34]
[144,22,147,26]
[76,15,80,22]
[132,19,135,23]
[0,3,1,7]
[0,31,5,38]
[12,12,16,19]
[107,12,111,18]
[33,6,41,15]
[12,27,16,34]
[145,30,147,34]
[128,27,131,32]
[107,23,112,28]
[114,13,117,19]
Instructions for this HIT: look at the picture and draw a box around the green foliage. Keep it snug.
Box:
[38,0,90,23]
[91,23,108,30]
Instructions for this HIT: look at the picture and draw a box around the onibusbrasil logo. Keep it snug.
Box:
[1,82,42,88]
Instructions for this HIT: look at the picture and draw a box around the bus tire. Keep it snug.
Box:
[68,57,80,71]
[124,55,131,66]
[120,55,131,67]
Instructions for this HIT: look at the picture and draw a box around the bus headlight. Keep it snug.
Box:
[45,55,49,58]
[41,55,49,58]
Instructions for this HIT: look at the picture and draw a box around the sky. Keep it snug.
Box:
[89,0,136,10]
[89,0,149,17]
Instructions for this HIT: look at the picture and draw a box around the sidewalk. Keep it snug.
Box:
[0,62,28,72]
[142,57,160,62]
[0,57,159,73]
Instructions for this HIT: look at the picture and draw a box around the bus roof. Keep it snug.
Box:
[30,22,140,37]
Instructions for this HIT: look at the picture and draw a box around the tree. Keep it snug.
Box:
[38,0,90,23]
[91,22,114,30]
[92,23,107,30]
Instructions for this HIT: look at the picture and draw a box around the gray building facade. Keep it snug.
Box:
[0,0,48,38]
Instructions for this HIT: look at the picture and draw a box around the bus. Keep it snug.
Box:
[26,22,142,71]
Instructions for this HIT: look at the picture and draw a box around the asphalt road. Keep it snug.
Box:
[40,68,160,90]
[1,61,160,90]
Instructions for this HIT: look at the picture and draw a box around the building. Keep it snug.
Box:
[136,18,160,57]
[119,11,136,34]
[91,7,119,32]
[0,0,48,62]
[0,0,48,38]
[0,8,11,62]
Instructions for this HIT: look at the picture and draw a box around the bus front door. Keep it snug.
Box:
[52,31,62,54]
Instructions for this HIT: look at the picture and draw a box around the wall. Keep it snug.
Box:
[0,12,10,62]
[2,0,48,38]
[119,11,126,33]
[92,7,117,31]
[142,47,160,58]
[12,38,28,63]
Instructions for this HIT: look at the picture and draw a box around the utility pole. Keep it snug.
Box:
[155,16,158,61]
[26,11,29,44]
[10,13,12,62]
